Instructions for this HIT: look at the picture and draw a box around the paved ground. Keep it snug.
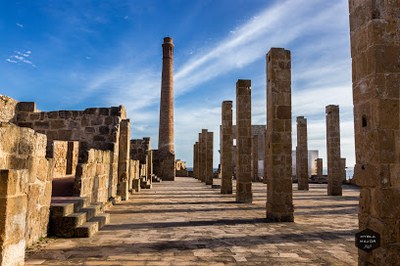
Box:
[26,177,360,265]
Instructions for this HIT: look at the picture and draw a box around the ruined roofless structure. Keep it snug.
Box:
[156,37,176,181]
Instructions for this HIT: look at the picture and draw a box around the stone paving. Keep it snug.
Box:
[26,177,359,265]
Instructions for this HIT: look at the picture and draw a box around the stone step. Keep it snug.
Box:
[140,179,152,189]
[50,202,75,217]
[51,197,90,212]
[49,212,87,237]
[74,222,99,238]
[89,213,110,229]
[80,203,103,220]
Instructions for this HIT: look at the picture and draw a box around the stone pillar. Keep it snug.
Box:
[147,150,153,183]
[221,101,233,194]
[341,158,346,183]
[349,1,400,263]
[235,79,252,203]
[296,116,309,190]
[263,127,268,184]
[326,105,342,196]
[252,135,259,181]
[198,133,202,181]
[158,37,175,181]
[200,129,208,183]
[265,48,294,222]
[193,142,199,179]
[118,119,130,200]
[0,169,27,266]
[316,158,323,177]
[206,132,214,185]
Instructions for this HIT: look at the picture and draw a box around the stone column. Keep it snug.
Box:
[198,133,202,182]
[200,129,208,183]
[118,119,130,200]
[263,127,268,184]
[206,132,214,185]
[158,37,175,181]
[221,101,233,194]
[236,79,252,203]
[0,169,27,266]
[341,158,346,183]
[193,142,199,179]
[349,1,400,263]
[316,158,323,177]
[252,135,259,182]
[265,48,294,222]
[326,105,342,196]
[296,116,309,190]
[147,150,153,183]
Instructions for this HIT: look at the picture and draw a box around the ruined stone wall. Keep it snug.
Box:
[14,104,125,199]
[53,141,68,178]
[130,138,150,164]
[0,95,18,123]
[15,105,125,157]
[0,122,53,247]
[129,160,140,179]
[0,169,28,265]
[75,149,112,203]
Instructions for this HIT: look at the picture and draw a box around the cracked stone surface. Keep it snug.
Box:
[26,176,359,265]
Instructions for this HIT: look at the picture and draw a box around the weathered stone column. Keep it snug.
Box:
[200,129,208,183]
[158,37,175,181]
[0,169,27,266]
[349,1,400,263]
[236,79,252,203]
[296,116,309,190]
[206,132,214,185]
[316,158,323,177]
[221,101,233,194]
[263,127,268,184]
[147,150,153,183]
[326,105,342,196]
[198,133,202,182]
[265,48,294,222]
[118,119,130,200]
[340,158,346,183]
[252,135,259,182]
[193,142,199,179]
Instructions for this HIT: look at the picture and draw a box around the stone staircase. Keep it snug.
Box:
[48,197,110,238]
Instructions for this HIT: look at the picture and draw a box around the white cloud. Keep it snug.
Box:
[82,0,354,167]
[6,50,36,67]
[16,23,23,28]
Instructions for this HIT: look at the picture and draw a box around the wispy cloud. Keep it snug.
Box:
[174,0,346,96]
[16,23,24,28]
[5,50,36,67]
[82,0,353,166]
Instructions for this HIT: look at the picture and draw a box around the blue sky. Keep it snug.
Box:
[0,0,354,168]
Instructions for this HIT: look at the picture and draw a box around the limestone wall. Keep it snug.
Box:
[50,141,79,178]
[0,95,18,123]
[0,122,53,247]
[15,105,125,156]
[75,149,112,203]
[15,105,126,199]
[130,138,151,164]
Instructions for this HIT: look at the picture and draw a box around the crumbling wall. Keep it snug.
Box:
[75,149,112,204]
[14,104,126,199]
[0,122,53,247]
[50,141,79,178]
[0,95,18,123]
